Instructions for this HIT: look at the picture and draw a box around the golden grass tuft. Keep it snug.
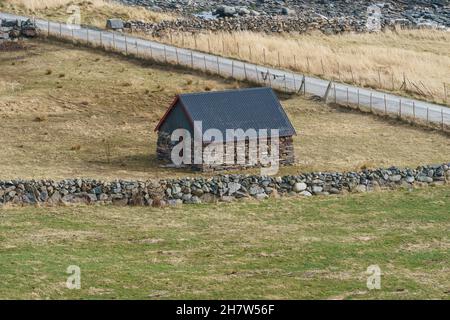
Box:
[2,0,175,27]
[155,29,450,104]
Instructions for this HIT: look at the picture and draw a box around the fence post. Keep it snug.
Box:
[284,76,287,93]
[268,71,272,87]
[59,22,62,37]
[71,28,74,43]
[112,32,116,50]
[100,31,103,48]
[384,95,387,114]
[216,56,220,75]
[244,63,248,81]
[164,46,167,63]
[303,76,306,95]
[256,67,260,84]
[324,81,333,103]
[86,29,89,43]
[175,47,179,65]
[190,51,194,68]
[370,93,373,112]
[346,87,349,107]
[427,107,429,122]
[48,20,50,36]
[203,55,207,72]
[413,102,416,119]
[357,89,360,109]
[231,61,234,78]
[136,40,139,57]
[399,99,402,118]
[125,35,128,55]
[292,73,296,92]
[334,84,337,103]
[149,43,153,59]
[442,109,445,130]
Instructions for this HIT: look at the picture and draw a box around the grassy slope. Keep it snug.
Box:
[0,0,174,27]
[0,186,449,299]
[159,29,450,105]
[0,39,449,180]
[1,0,448,104]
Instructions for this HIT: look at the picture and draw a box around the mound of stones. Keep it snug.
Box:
[1,164,449,207]
[121,0,449,35]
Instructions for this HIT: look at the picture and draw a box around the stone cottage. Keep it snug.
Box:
[155,87,296,171]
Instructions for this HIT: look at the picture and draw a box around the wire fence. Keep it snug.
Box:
[14,15,450,131]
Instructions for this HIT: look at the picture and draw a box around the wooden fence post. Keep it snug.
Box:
[190,51,194,68]
[334,84,337,103]
[346,87,349,107]
[357,89,360,109]
[384,95,387,114]
[324,81,333,103]
[216,56,220,75]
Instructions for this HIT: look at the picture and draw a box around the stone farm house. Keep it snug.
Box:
[155,87,296,171]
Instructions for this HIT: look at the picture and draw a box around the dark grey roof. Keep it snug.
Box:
[174,87,296,140]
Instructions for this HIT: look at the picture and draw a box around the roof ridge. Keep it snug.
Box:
[179,87,271,97]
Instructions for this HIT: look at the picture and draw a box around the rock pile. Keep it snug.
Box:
[1,164,448,207]
[0,19,37,40]
[120,0,449,35]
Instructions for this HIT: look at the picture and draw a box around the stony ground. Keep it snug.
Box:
[121,0,450,31]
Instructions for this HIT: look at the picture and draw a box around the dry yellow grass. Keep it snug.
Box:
[154,29,450,105]
[0,39,449,180]
[1,0,174,27]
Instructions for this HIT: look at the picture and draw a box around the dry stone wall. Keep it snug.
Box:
[1,163,449,207]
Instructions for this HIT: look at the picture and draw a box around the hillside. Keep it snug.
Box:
[1,39,449,180]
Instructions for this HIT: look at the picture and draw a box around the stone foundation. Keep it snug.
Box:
[157,131,295,172]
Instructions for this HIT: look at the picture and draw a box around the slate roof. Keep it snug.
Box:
[155,87,296,140]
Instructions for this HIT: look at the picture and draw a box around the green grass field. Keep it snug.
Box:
[1,186,449,299]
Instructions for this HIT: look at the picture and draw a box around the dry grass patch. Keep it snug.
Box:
[1,0,175,27]
[154,29,450,105]
[0,39,449,180]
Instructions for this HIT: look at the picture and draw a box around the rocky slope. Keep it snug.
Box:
[119,1,449,35]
